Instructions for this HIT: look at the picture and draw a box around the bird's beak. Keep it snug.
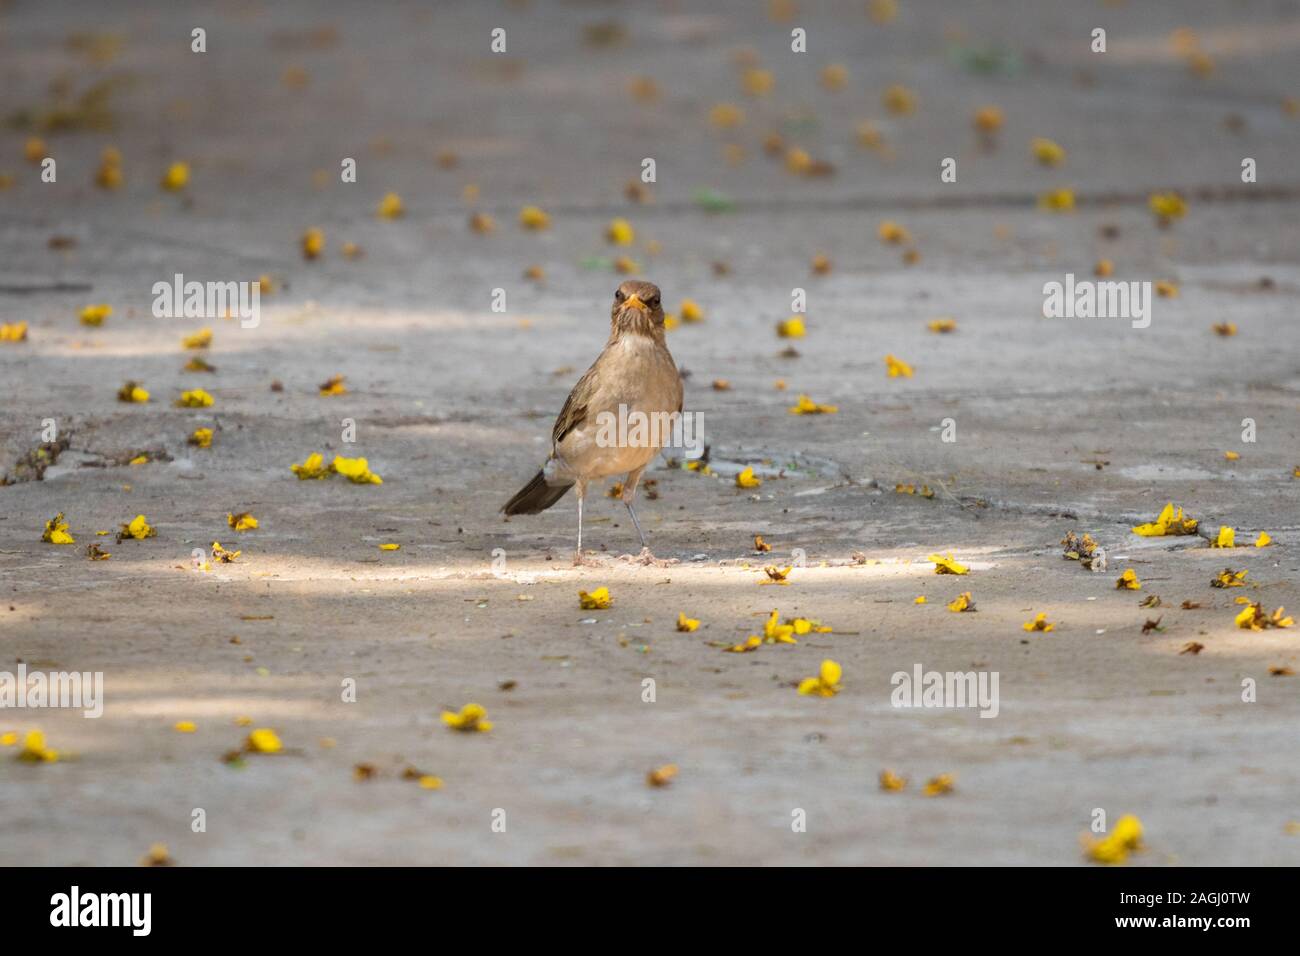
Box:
[622,294,647,312]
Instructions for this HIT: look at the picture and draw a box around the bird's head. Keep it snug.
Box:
[609,280,665,339]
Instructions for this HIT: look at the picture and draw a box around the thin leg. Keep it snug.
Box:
[625,501,647,548]
[576,489,584,555]
[621,467,648,550]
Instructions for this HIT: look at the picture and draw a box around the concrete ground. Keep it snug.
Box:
[1,0,1298,865]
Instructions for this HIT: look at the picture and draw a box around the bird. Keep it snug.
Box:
[502,280,683,562]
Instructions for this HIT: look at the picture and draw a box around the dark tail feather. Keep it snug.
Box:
[502,470,573,515]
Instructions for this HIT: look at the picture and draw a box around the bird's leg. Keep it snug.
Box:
[621,467,649,552]
[573,479,587,565]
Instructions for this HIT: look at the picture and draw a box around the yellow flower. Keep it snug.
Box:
[181,328,212,349]
[1131,502,1197,537]
[679,299,704,323]
[0,321,29,342]
[725,635,763,653]
[1094,259,1114,277]
[1236,603,1293,630]
[972,105,1003,133]
[1031,137,1065,166]
[1212,526,1236,548]
[468,212,495,234]
[95,148,122,189]
[227,512,259,532]
[914,596,926,604]
[868,0,898,23]
[855,122,885,150]
[376,192,404,219]
[777,316,806,338]
[784,146,813,175]
[174,721,197,733]
[117,381,150,403]
[605,218,635,246]
[291,452,330,479]
[1038,187,1075,212]
[929,553,968,575]
[763,610,797,644]
[1083,814,1143,864]
[417,775,443,790]
[947,592,975,612]
[379,543,400,551]
[16,730,58,763]
[442,703,492,732]
[518,205,551,230]
[878,220,910,244]
[1213,322,1237,337]
[1023,612,1054,632]
[736,467,762,489]
[789,616,832,635]
[188,427,213,448]
[1115,569,1141,590]
[646,764,679,787]
[760,565,792,585]
[184,356,215,372]
[579,587,612,610]
[882,84,915,115]
[1224,450,1239,461]
[302,227,325,259]
[1211,568,1247,588]
[24,136,47,163]
[0,732,16,746]
[820,63,848,91]
[708,102,745,128]
[741,68,774,96]
[211,541,240,563]
[176,388,214,408]
[879,769,908,791]
[1154,280,1178,297]
[788,394,837,415]
[331,456,382,484]
[797,659,842,697]
[922,773,955,796]
[1254,532,1272,548]
[318,374,347,397]
[42,513,75,545]
[119,514,156,541]
[927,318,957,333]
[884,354,914,378]
[676,612,700,632]
[246,728,282,753]
[1148,192,1187,222]
[160,161,190,191]
[79,304,112,326]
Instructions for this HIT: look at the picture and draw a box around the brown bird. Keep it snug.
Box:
[503,280,683,561]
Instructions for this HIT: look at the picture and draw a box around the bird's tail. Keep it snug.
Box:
[502,470,573,515]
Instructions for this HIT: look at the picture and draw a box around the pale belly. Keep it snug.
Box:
[552,338,682,482]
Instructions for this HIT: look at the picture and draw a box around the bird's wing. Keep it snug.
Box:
[551,354,603,447]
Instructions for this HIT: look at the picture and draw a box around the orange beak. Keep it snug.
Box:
[622,293,648,312]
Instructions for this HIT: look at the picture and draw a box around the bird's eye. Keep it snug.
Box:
[647,296,660,308]
[615,290,626,302]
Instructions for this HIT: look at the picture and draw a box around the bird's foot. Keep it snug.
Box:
[572,549,606,568]
[619,547,678,568]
